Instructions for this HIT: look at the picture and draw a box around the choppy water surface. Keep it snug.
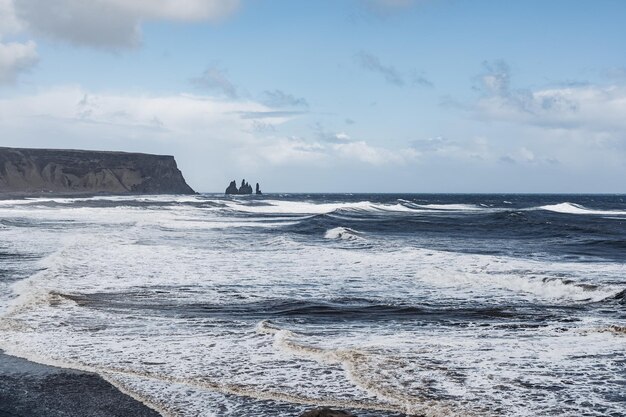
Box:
[0,194,624,416]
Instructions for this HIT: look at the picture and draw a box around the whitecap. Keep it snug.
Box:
[324,227,363,241]
[538,202,626,216]
[223,200,416,215]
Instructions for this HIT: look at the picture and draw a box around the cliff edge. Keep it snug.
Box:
[0,147,195,195]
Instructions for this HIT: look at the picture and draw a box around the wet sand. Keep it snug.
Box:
[0,351,161,417]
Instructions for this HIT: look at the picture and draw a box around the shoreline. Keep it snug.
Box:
[0,351,162,417]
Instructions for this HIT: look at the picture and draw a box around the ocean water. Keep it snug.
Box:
[0,194,624,417]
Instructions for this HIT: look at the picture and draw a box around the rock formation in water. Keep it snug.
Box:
[225,179,261,195]
[225,180,239,194]
[0,147,195,195]
[239,179,253,194]
[255,182,262,195]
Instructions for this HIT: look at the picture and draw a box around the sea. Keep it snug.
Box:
[0,194,624,417]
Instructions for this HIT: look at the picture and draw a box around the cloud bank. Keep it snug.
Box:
[0,87,415,176]
[0,0,21,33]
[0,0,37,84]
[0,39,37,84]
[476,60,626,134]
[12,0,240,48]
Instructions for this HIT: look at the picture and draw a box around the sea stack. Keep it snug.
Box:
[239,179,253,194]
[225,179,261,195]
[0,147,195,195]
[225,180,238,194]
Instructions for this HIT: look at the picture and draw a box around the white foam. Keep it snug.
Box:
[538,202,626,216]
[223,200,417,215]
[323,227,363,241]
[413,203,484,211]
[0,202,300,232]
[259,321,469,416]
[0,196,625,416]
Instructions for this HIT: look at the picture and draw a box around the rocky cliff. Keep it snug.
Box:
[0,147,195,195]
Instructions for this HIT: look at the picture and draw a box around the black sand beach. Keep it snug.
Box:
[0,352,160,417]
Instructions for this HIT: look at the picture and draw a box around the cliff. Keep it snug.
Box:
[0,147,195,195]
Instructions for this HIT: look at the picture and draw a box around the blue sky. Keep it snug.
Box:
[1,0,626,192]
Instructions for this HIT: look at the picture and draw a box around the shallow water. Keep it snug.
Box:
[0,194,624,416]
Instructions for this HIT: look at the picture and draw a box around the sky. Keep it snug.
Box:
[1,0,626,193]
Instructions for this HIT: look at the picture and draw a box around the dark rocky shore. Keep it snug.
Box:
[0,147,195,195]
[0,352,160,417]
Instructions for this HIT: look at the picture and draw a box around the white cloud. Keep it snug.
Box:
[250,137,327,167]
[498,146,560,166]
[0,86,279,137]
[0,1,37,85]
[13,0,240,48]
[476,61,626,134]
[0,86,299,189]
[333,140,417,165]
[0,87,411,170]
[0,39,38,84]
[104,0,240,21]
[313,123,355,143]
[0,0,38,85]
[519,146,535,162]
[411,136,494,161]
[479,60,510,96]
[477,84,626,133]
[0,0,22,34]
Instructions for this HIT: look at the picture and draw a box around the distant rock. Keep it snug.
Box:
[299,408,357,417]
[0,147,195,195]
[225,179,262,195]
[225,180,239,194]
[239,179,253,194]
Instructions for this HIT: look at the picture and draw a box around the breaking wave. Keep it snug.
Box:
[538,202,626,216]
[256,320,471,417]
[1,193,625,416]
[222,200,416,215]
[221,199,493,216]
[324,227,363,241]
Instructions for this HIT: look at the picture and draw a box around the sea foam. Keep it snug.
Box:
[0,194,624,416]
